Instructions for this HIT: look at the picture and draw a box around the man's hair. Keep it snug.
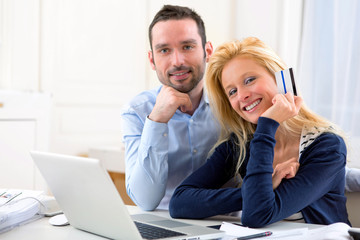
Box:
[148,5,207,50]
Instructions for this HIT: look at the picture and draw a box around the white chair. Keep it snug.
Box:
[346,167,360,192]
[345,167,360,227]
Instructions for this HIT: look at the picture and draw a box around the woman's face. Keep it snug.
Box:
[221,56,278,124]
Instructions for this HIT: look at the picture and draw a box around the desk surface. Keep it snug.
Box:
[1,205,322,240]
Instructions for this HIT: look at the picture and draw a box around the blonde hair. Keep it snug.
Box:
[205,37,345,174]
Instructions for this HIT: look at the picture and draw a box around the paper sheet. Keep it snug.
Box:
[220,221,351,240]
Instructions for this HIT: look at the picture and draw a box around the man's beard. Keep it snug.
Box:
[166,65,204,93]
[169,76,200,93]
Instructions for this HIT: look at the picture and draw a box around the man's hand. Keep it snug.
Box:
[149,85,193,123]
[272,157,300,190]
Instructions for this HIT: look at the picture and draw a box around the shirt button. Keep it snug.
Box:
[163,133,168,137]
[193,149,197,153]
[189,119,194,123]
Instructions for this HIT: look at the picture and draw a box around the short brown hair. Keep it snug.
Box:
[148,5,207,50]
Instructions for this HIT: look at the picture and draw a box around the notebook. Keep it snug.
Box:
[30,151,225,240]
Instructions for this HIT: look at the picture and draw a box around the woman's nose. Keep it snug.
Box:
[237,88,250,101]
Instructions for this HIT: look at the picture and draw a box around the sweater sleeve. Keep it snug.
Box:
[241,117,347,227]
[169,138,244,219]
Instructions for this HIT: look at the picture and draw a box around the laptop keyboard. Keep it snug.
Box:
[134,221,186,240]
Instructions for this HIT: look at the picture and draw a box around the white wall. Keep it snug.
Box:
[0,0,40,90]
[0,0,303,156]
[40,0,148,155]
[234,0,303,69]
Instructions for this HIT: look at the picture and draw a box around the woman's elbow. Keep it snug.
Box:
[169,188,194,218]
[169,194,184,218]
[241,217,267,228]
[241,212,272,228]
[169,205,179,218]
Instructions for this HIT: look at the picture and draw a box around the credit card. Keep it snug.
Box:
[275,68,297,96]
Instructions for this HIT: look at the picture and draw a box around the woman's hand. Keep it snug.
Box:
[272,157,300,190]
[261,93,303,123]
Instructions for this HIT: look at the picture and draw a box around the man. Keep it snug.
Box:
[121,5,219,210]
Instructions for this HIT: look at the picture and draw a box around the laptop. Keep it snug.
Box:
[30,151,225,240]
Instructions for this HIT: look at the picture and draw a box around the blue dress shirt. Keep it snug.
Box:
[121,86,219,210]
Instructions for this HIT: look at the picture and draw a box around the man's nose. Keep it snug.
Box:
[171,50,185,67]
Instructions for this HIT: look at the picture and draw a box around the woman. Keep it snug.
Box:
[169,37,350,227]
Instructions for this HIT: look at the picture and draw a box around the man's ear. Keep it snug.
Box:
[205,41,213,63]
[148,50,156,70]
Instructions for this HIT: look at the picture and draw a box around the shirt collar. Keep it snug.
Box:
[202,89,210,105]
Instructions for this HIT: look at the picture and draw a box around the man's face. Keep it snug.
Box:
[148,19,211,93]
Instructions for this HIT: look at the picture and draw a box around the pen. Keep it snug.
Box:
[233,231,272,240]
[232,222,244,227]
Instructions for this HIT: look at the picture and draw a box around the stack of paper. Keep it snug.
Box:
[220,221,352,240]
[0,189,44,233]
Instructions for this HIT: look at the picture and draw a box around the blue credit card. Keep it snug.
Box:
[275,68,297,96]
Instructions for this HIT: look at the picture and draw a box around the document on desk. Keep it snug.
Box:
[220,222,307,239]
[220,222,352,240]
[0,189,44,233]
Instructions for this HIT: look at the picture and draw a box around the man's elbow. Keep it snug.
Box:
[137,202,158,211]
[127,188,161,211]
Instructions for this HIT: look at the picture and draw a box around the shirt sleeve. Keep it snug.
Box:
[345,167,360,192]
[169,138,244,219]
[241,117,347,227]
[121,108,169,211]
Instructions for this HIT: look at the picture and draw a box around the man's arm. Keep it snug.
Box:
[122,110,170,211]
[121,86,194,210]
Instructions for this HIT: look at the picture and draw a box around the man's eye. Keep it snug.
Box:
[229,88,237,97]
[183,45,193,50]
[245,77,256,85]
[160,49,169,54]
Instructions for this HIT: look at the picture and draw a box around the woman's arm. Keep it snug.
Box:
[241,117,347,227]
[169,139,244,219]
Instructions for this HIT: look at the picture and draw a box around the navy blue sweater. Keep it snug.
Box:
[169,117,350,227]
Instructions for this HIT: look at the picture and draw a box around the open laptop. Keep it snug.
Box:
[30,151,224,240]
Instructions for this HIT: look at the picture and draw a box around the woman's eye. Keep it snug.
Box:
[245,77,256,85]
[229,88,237,97]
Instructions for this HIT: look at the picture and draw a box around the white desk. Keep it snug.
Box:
[1,205,322,240]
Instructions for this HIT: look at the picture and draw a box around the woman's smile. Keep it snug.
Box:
[244,99,262,112]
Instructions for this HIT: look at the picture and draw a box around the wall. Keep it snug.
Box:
[40,0,149,155]
[0,0,303,157]
[0,0,40,90]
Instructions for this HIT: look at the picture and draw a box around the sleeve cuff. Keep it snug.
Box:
[141,116,169,147]
[255,117,280,137]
